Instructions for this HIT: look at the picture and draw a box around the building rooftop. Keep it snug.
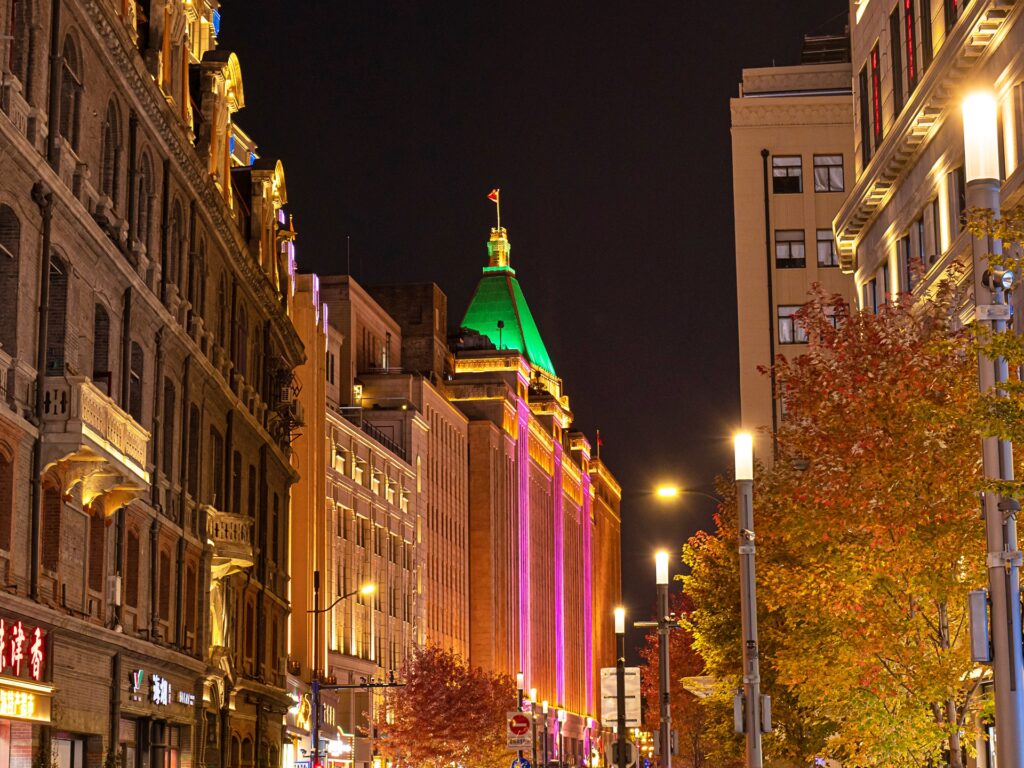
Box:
[460,228,557,377]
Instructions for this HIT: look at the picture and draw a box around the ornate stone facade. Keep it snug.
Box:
[0,3,302,768]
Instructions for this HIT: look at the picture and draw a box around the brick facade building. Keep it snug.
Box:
[0,3,302,768]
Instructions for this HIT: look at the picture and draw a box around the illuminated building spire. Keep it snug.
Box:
[487,226,512,271]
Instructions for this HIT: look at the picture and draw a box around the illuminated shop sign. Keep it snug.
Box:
[0,678,54,723]
[0,619,46,682]
[128,669,194,707]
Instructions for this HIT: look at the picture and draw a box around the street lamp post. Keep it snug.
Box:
[309,572,376,768]
[542,700,550,768]
[963,90,1024,768]
[530,687,539,768]
[614,607,627,768]
[655,551,672,768]
[734,433,762,768]
[517,671,526,765]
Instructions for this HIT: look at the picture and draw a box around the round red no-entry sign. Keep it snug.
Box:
[509,714,530,736]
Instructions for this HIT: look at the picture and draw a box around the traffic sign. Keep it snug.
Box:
[511,758,531,768]
[507,712,532,749]
[604,740,638,768]
[599,668,642,727]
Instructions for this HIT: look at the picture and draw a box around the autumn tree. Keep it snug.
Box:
[685,278,993,768]
[373,646,516,768]
[638,593,710,768]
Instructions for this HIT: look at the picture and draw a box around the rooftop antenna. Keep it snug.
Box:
[497,319,504,350]
[347,235,351,275]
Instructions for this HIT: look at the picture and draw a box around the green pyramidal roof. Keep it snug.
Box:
[461,230,556,376]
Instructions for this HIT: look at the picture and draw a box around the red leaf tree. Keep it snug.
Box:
[372,646,516,768]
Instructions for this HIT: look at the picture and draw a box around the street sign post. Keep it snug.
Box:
[604,740,638,768]
[599,667,641,727]
[507,712,533,750]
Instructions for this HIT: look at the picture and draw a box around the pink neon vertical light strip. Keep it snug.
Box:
[553,442,565,704]
[582,467,593,714]
[518,398,532,681]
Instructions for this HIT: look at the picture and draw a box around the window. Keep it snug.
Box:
[920,0,934,70]
[58,37,82,150]
[771,156,802,194]
[246,465,256,519]
[816,230,838,267]
[41,485,61,572]
[326,351,335,385]
[777,306,808,345]
[824,305,842,330]
[899,233,916,292]
[100,101,121,203]
[125,529,139,607]
[0,205,21,354]
[93,305,111,394]
[859,65,872,167]
[168,202,184,290]
[10,0,32,86]
[45,257,68,374]
[187,404,200,497]
[890,8,904,114]
[210,427,224,508]
[0,453,11,552]
[136,152,153,250]
[162,379,175,477]
[944,0,962,32]
[950,166,966,232]
[128,342,144,422]
[813,155,844,192]
[905,0,918,93]
[863,278,879,313]
[88,518,108,594]
[184,564,197,638]
[158,549,171,621]
[231,451,242,514]
[870,43,883,148]
[775,230,806,268]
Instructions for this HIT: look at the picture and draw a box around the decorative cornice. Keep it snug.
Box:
[80,0,303,364]
[730,101,852,128]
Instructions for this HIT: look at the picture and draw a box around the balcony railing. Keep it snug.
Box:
[204,505,254,575]
[41,375,150,515]
[43,375,149,480]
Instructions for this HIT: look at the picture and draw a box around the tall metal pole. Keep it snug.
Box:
[542,701,550,768]
[735,434,762,768]
[517,673,525,765]
[963,91,1024,768]
[615,608,627,768]
[655,552,672,768]
[311,570,321,768]
[532,693,539,768]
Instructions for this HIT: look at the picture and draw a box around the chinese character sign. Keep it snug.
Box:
[151,675,171,706]
[0,618,46,682]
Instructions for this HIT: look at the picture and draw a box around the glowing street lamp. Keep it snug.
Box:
[962,88,1024,768]
[655,485,681,499]
[733,431,765,768]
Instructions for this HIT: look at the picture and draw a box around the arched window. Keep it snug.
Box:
[125,528,139,607]
[0,449,13,551]
[128,341,144,422]
[161,378,174,477]
[92,304,110,394]
[87,512,105,593]
[251,325,262,395]
[9,0,33,88]
[135,152,153,251]
[244,601,254,660]
[168,201,183,290]
[41,483,61,572]
[186,403,200,497]
[230,737,240,768]
[44,255,67,373]
[58,36,82,150]
[0,205,21,353]
[195,240,207,319]
[99,101,121,204]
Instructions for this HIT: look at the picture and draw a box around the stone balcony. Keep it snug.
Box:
[204,505,254,578]
[41,375,150,516]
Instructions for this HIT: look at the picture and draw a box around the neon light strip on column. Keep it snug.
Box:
[582,467,593,713]
[553,441,565,704]
[518,398,532,681]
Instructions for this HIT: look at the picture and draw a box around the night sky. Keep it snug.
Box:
[220,1,847,658]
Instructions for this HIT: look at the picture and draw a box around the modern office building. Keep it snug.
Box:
[732,33,857,457]
[0,1,303,768]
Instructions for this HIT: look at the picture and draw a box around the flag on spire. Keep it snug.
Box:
[487,188,500,204]
[596,429,603,458]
